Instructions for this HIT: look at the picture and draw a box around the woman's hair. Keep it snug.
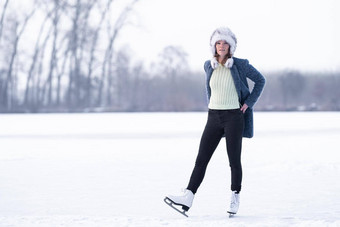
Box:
[214,45,231,65]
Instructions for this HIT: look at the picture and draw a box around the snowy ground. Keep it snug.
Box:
[0,112,339,227]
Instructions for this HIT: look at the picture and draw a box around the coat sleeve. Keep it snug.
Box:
[204,60,211,73]
[204,60,212,103]
[243,60,266,109]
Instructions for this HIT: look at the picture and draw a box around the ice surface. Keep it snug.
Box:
[0,112,339,226]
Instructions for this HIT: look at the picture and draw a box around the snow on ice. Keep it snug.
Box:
[0,112,339,226]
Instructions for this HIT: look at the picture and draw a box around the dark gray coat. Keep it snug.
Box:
[204,57,266,138]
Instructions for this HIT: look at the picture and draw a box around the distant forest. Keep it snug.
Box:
[1,0,339,113]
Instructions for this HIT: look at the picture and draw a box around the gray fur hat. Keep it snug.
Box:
[210,27,237,56]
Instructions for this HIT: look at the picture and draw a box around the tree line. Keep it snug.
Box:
[0,0,140,113]
[1,0,339,113]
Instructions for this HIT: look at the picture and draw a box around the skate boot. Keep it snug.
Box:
[164,189,194,217]
[227,191,240,216]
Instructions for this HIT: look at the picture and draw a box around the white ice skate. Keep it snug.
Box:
[164,189,194,217]
[227,191,240,217]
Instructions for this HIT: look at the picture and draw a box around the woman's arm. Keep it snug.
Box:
[243,62,266,109]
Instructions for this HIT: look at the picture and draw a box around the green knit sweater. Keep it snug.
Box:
[208,64,240,110]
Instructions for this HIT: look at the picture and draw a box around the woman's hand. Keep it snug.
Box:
[240,104,248,113]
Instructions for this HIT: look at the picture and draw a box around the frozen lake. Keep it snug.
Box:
[0,112,339,226]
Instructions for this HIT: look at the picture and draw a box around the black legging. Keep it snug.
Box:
[187,109,244,194]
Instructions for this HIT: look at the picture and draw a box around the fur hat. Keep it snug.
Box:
[210,27,237,56]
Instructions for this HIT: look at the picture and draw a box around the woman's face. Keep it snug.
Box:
[215,40,229,58]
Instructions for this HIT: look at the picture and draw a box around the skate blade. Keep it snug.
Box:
[164,197,188,217]
[227,211,236,218]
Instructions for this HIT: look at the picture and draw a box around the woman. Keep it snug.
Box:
[164,27,266,216]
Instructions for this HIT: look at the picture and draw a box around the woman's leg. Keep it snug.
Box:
[187,111,223,194]
[223,110,244,192]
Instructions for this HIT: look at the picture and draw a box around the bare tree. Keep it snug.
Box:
[156,45,189,77]
[0,0,10,41]
[153,45,190,111]
[97,0,139,107]
[1,8,35,111]
[86,0,113,108]
[23,16,52,111]
[43,0,61,106]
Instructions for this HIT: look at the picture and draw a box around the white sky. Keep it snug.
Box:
[118,0,340,72]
